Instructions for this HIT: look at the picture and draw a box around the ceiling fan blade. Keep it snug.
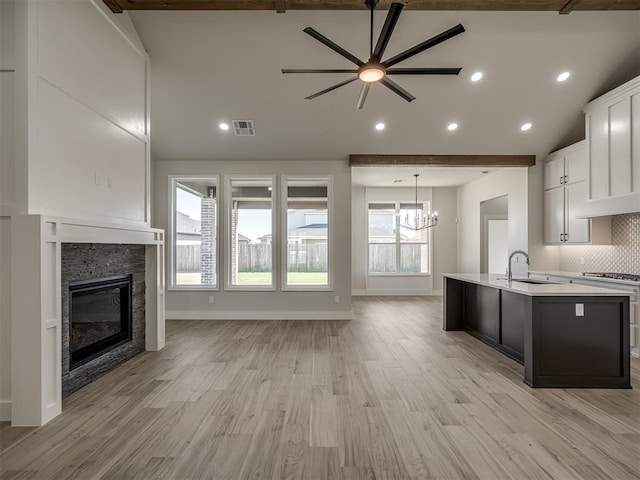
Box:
[282,69,358,74]
[383,24,465,68]
[355,83,370,110]
[380,77,415,102]
[305,76,358,100]
[386,67,462,75]
[303,27,364,67]
[372,2,404,60]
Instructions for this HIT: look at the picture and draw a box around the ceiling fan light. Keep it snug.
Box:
[358,65,385,83]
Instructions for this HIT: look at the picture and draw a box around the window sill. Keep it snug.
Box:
[169,285,220,292]
[281,286,332,292]
[224,285,277,292]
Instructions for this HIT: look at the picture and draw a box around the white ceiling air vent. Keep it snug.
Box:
[232,120,255,136]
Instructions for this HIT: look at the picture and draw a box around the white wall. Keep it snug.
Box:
[0,218,10,420]
[154,159,351,319]
[14,0,150,225]
[432,187,458,292]
[351,186,367,293]
[0,0,15,421]
[351,186,456,295]
[457,168,529,274]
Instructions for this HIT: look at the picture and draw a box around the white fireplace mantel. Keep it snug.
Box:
[10,214,165,426]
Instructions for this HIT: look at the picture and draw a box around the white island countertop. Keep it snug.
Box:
[443,273,633,297]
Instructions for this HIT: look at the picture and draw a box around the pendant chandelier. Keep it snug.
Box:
[402,174,438,230]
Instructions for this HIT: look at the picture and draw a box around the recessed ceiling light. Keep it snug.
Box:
[219,122,230,131]
[557,71,570,82]
[471,72,483,82]
[447,122,458,131]
[521,122,532,131]
[375,122,385,131]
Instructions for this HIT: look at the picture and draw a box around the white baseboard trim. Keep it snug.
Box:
[352,289,443,296]
[166,310,353,321]
[0,400,11,421]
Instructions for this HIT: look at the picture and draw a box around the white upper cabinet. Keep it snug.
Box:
[544,156,565,189]
[543,141,610,245]
[581,76,640,217]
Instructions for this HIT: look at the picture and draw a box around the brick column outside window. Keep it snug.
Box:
[231,201,239,285]
[201,197,216,285]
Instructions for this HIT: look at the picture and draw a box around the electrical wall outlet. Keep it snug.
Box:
[580,257,585,265]
[334,296,340,304]
[575,303,584,316]
[209,296,214,304]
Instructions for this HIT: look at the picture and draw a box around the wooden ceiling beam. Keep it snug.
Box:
[349,154,536,167]
[102,0,639,13]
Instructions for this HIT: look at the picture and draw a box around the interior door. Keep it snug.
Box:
[487,219,508,274]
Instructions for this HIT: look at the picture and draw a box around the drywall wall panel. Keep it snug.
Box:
[457,168,529,274]
[0,217,11,421]
[36,0,147,137]
[0,73,14,212]
[1,0,16,214]
[432,187,458,291]
[30,80,146,224]
[351,186,366,293]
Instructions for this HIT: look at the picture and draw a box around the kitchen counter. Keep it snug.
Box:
[443,274,631,388]
[443,273,633,297]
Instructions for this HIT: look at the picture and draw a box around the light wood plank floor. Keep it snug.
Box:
[2,296,640,480]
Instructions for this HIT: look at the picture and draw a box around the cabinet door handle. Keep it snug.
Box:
[560,176,564,185]
[564,175,568,183]
[560,234,564,242]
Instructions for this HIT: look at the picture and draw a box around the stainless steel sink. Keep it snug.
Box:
[512,279,555,284]
[496,277,557,284]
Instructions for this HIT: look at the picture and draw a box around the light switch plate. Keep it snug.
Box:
[576,303,584,316]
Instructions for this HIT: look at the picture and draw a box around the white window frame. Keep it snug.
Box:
[224,174,277,291]
[280,175,333,291]
[168,174,220,291]
[366,200,432,277]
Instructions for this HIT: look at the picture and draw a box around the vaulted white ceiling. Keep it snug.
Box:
[131,9,639,185]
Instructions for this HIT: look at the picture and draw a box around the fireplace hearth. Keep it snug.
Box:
[70,275,132,369]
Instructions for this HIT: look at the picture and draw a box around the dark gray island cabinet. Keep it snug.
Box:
[443,274,631,389]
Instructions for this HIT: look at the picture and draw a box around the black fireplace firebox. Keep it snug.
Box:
[69,275,132,369]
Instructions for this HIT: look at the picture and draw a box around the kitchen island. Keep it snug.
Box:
[443,273,631,388]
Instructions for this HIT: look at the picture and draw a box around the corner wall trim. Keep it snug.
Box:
[0,400,11,422]
[166,310,353,321]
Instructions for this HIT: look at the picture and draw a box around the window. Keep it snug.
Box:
[171,177,218,288]
[368,201,431,275]
[227,177,274,288]
[283,177,330,289]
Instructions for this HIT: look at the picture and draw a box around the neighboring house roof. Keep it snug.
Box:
[237,233,251,243]
[176,211,201,235]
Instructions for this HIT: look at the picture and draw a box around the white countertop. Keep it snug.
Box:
[443,273,633,297]
[530,270,640,287]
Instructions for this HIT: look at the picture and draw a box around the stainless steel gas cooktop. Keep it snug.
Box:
[582,272,640,282]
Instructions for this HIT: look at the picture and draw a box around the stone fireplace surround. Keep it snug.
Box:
[61,244,146,398]
[10,215,165,426]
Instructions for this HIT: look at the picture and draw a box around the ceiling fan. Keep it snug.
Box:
[282,0,465,109]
